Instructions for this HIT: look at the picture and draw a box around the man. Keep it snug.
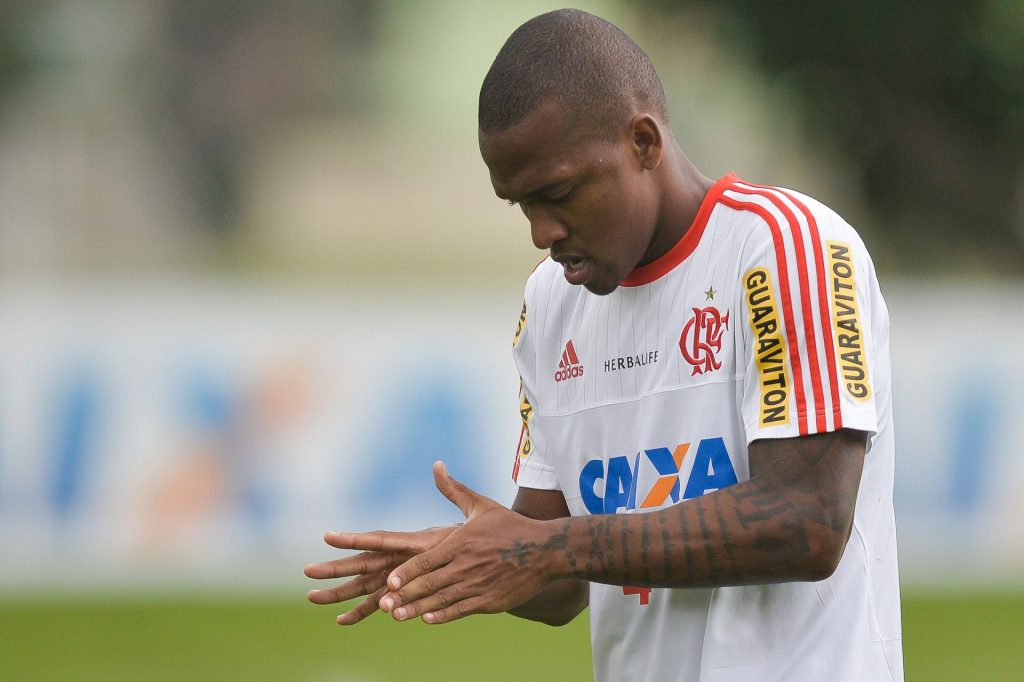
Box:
[306,9,903,681]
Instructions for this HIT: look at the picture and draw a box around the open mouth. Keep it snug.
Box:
[557,256,592,286]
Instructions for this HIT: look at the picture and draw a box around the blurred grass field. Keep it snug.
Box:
[1,590,1022,680]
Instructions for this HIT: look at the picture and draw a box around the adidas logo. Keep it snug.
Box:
[554,340,585,383]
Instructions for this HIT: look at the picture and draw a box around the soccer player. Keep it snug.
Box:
[306,9,903,680]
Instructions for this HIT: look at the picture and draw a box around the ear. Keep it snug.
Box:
[630,114,664,170]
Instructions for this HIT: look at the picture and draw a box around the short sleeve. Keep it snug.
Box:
[510,279,560,489]
[729,183,880,443]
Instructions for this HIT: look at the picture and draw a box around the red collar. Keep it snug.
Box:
[620,173,737,287]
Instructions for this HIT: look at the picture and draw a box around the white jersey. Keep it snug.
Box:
[511,174,903,681]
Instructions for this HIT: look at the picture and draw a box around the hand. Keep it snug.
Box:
[305,523,458,625]
[376,461,559,625]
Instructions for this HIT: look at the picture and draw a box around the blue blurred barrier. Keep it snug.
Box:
[0,280,1020,588]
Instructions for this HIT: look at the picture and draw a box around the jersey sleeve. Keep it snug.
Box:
[509,272,560,489]
[729,183,881,442]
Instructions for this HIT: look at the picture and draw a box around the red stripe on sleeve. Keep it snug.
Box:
[732,185,828,433]
[720,194,809,435]
[772,188,843,429]
[512,426,524,482]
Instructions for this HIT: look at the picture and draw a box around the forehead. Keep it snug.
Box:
[479,101,610,198]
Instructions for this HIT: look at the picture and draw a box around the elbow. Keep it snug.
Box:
[534,596,588,627]
[510,603,584,627]
[536,611,579,627]
[801,527,850,581]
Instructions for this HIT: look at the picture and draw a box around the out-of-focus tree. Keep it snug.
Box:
[644,0,1024,272]
[153,0,379,232]
[0,2,41,104]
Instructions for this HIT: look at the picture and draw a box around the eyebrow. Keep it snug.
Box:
[499,179,573,203]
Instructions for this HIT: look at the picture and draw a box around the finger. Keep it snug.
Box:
[432,460,486,519]
[378,566,464,621]
[307,570,388,605]
[421,595,493,625]
[304,552,394,580]
[323,530,427,554]
[381,542,456,598]
[337,586,387,626]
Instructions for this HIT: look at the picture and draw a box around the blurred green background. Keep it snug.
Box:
[2,589,1024,679]
[1,0,1022,679]
[2,592,1024,680]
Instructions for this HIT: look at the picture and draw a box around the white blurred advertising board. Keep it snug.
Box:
[0,279,1021,590]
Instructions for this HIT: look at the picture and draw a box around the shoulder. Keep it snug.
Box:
[522,256,580,317]
[514,257,566,366]
[524,256,559,295]
[709,179,871,266]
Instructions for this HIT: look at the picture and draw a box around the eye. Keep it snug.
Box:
[548,189,573,204]
[507,199,518,208]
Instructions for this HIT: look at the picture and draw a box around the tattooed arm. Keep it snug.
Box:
[555,429,866,589]
[334,429,866,624]
[506,487,589,626]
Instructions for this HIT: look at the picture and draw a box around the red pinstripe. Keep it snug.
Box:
[720,194,809,435]
[512,425,524,481]
[732,184,827,433]
[772,188,843,429]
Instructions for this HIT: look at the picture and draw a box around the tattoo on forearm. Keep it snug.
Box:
[659,512,673,580]
[677,502,696,581]
[499,534,570,567]
[713,497,739,581]
[559,521,578,572]
[640,513,652,585]
[733,484,794,528]
[560,430,864,588]
[750,520,810,566]
[696,504,722,579]
[585,517,613,580]
[620,521,631,576]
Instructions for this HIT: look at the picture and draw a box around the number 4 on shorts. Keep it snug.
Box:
[623,586,651,605]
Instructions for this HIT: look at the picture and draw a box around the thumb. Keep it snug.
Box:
[433,460,486,519]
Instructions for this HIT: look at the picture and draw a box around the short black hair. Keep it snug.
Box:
[479,9,668,137]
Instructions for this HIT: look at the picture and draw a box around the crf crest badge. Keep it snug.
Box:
[679,306,730,375]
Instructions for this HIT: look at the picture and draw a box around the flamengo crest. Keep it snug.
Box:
[679,306,730,375]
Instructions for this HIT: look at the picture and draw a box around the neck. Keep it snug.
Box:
[640,138,713,266]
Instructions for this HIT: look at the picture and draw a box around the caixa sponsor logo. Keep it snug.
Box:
[578,437,739,514]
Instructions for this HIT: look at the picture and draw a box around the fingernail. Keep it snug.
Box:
[423,612,435,623]
[389,575,402,589]
[394,607,407,620]
[381,597,394,611]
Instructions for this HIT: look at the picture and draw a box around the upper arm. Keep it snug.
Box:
[512,486,571,521]
[747,428,868,572]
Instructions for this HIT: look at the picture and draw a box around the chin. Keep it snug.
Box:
[583,280,620,296]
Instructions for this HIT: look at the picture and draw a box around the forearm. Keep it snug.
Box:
[506,485,587,624]
[360,436,863,626]
[537,430,864,589]
[546,481,833,588]
[508,577,588,626]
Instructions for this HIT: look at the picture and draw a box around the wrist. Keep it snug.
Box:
[535,517,577,581]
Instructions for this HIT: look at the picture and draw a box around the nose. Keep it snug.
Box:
[529,207,569,250]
